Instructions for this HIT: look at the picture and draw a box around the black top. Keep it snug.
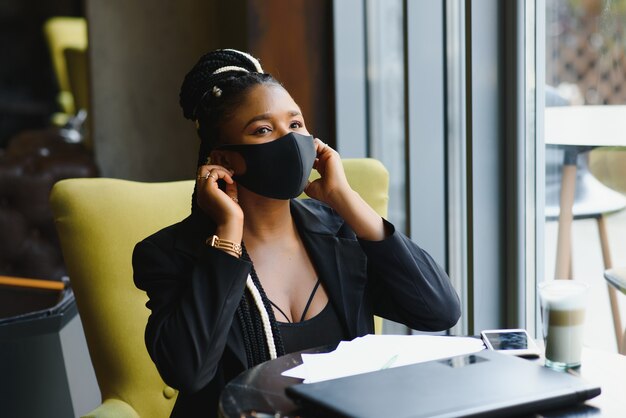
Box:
[278,301,346,354]
[272,277,347,354]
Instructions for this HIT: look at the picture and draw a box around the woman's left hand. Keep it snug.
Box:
[306,138,387,240]
[304,138,352,207]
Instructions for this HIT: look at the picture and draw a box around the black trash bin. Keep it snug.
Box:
[0,277,99,418]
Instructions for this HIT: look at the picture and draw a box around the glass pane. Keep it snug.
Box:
[366,0,407,233]
[365,0,408,334]
[543,0,626,353]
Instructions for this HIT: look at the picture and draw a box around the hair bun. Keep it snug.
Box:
[179,49,264,120]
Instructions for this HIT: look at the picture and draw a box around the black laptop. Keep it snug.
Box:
[286,349,600,418]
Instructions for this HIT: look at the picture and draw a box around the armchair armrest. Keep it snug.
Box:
[82,398,140,418]
[0,275,65,291]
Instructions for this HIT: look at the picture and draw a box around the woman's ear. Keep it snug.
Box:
[209,150,227,166]
[209,150,245,174]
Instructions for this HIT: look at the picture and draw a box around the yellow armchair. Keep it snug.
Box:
[50,158,388,418]
[43,17,88,124]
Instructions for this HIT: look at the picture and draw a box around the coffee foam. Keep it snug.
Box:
[538,280,588,310]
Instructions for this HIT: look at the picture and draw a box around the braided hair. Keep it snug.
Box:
[180,49,281,168]
[179,49,285,367]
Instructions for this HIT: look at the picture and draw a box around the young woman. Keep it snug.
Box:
[133,48,460,417]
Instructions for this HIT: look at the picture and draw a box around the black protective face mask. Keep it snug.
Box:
[217,132,316,200]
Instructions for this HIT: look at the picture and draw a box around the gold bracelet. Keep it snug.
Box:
[206,235,242,257]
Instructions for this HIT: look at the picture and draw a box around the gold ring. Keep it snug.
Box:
[208,173,217,181]
[231,196,239,203]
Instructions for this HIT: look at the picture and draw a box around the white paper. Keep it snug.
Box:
[281,334,485,383]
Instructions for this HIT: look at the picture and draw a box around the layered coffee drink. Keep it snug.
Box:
[538,280,588,370]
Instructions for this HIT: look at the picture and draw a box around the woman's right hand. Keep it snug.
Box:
[196,165,243,243]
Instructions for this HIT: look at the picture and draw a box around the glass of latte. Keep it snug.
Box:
[538,280,588,370]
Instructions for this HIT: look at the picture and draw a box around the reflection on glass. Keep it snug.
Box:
[547,0,626,105]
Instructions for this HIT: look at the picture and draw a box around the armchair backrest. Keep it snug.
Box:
[50,158,388,417]
[43,17,88,116]
[51,179,191,417]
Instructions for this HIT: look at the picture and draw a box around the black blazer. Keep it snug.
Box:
[133,198,460,418]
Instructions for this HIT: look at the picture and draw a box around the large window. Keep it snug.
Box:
[334,0,626,344]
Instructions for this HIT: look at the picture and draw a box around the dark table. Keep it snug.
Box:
[219,344,626,417]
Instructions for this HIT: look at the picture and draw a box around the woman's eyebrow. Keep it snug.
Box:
[243,113,271,131]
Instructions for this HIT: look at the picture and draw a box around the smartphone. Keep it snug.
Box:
[480,329,541,358]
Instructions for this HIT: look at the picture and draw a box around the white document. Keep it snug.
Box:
[281,334,485,383]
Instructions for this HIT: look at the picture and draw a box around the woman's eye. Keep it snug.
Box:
[254,127,271,135]
[290,121,303,129]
